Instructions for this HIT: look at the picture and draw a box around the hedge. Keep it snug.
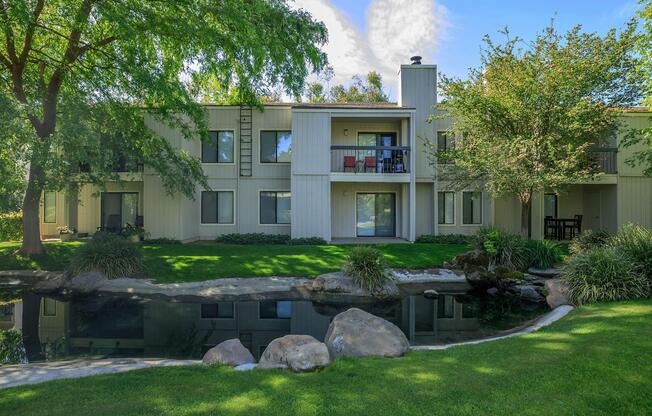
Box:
[0,211,22,241]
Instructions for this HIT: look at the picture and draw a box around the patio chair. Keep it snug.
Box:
[544,216,559,240]
[364,156,377,173]
[564,214,583,239]
[343,156,356,173]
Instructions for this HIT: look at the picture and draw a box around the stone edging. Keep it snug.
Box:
[410,305,574,351]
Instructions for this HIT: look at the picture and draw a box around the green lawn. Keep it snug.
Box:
[1,300,650,415]
[0,241,467,283]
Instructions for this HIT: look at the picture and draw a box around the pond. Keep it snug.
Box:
[3,291,547,362]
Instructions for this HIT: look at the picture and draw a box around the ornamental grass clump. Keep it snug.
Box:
[68,232,143,279]
[561,246,649,305]
[343,246,389,291]
[569,229,611,255]
[525,239,563,269]
[476,228,530,270]
[608,224,652,285]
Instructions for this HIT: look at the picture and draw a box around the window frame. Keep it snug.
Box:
[200,190,236,225]
[437,295,455,320]
[99,192,140,230]
[462,191,483,225]
[199,302,235,320]
[258,190,291,225]
[42,298,57,317]
[201,130,236,164]
[258,300,292,320]
[259,130,292,164]
[43,191,57,223]
[437,191,456,225]
[544,193,559,219]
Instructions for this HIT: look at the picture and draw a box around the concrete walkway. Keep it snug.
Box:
[0,358,200,389]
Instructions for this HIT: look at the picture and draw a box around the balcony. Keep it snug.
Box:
[330,146,410,174]
[589,148,617,174]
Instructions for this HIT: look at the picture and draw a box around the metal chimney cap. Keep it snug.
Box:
[410,56,422,65]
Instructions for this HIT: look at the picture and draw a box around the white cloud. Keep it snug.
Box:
[292,0,447,97]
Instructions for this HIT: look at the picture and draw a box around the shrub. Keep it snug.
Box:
[288,237,327,245]
[561,246,649,305]
[142,238,182,245]
[526,239,563,269]
[68,232,143,279]
[343,246,389,291]
[415,234,476,245]
[569,229,611,255]
[216,233,291,245]
[0,329,27,365]
[476,228,530,270]
[609,224,652,284]
[0,211,22,241]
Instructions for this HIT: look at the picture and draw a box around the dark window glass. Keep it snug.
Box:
[462,192,482,225]
[43,298,57,317]
[259,301,292,319]
[544,193,558,218]
[202,131,234,163]
[437,295,454,319]
[201,191,234,224]
[201,302,234,319]
[414,296,435,332]
[260,191,291,224]
[438,192,455,224]
[260,131,292,163]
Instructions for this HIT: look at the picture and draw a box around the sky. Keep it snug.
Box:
[292,0,642,100]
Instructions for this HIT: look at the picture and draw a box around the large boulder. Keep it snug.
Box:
[512,284,545,303]
[312,272,400,300]
[324,308,409,358]
[452,249,490,269]
[202,339,255,366]
[258,335,330,372]
[66,271,108,293]
[545,279,572,309]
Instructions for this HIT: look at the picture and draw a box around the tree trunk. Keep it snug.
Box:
[520,199,532,240]
[21,293,44,361]
[19,162,46,255]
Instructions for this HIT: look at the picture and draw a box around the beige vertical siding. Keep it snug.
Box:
[415,183,435,236]
[618,176,652,229]
[398,64,437,180]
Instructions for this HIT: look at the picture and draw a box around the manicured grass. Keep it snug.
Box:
[0,241,467,283]
[2,300,651,415]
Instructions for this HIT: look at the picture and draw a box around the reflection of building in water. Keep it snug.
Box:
[25,294,483,360]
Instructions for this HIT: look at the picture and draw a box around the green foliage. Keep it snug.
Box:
[0,212,22,241]
[68,233,143,279]
[415,234,476,245]
[561,246,649,305]
[569,229,612,255]
[430,23,642,236]
[0,329,27,365]
[0,134,26,212]
[288,237,327,246]
[142,238,182,245]
[306,71,389,103]
[525,239,563,269]
[343,246,389,291]
[215,233,291,245]
[609,224,652,283]
[476,228,530,270]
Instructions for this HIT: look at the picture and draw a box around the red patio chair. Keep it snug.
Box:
[343,156,356,172]
[364,156,377,173]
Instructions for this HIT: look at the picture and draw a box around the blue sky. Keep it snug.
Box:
[296,0,641,98]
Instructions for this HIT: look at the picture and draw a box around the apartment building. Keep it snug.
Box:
[39,60,652,242]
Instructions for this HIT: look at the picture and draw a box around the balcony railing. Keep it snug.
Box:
[589,148,617,174]
[331,146,410,173]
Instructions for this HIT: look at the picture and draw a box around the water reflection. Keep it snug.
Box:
[6,293,545,361]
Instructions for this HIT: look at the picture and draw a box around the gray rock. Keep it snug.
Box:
[486,287,499,296]
[324,308,410,358]
[423,289,439,299]
[514,284,545,303]
[202,339,255,366]
[528,267,561,278]
[312,272,400,299]
[545,279,571,309]
[258,335,330,372]
[452,249,490,268]
[67,272,108,293]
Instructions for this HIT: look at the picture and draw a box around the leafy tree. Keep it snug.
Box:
[622,0,652,175]
[0,0,327,254]
[429,24,642,238]
[306,71,389,103]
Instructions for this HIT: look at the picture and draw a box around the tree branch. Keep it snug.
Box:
[0,0,17,63]
[18,0,45,63]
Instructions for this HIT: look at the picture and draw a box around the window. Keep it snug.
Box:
[101,192,138,229]
[462,191,483,225]
[44,191,56,223]
[259,301,292,319]
[544,193,558,218]
[437,295,454,319]
[437,132,455,163]
[202,131,234,163]
[260,191,291,224]
[200,302,234,319]
[260,131,291,163]
[43,298,57,317]
[438,192,455,224]
[201,191,234,224]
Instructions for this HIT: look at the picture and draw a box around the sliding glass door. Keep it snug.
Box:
[356,193,396,237]
[101,192,138,230]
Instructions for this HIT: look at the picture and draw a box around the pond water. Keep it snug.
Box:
[3,292,547,362]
